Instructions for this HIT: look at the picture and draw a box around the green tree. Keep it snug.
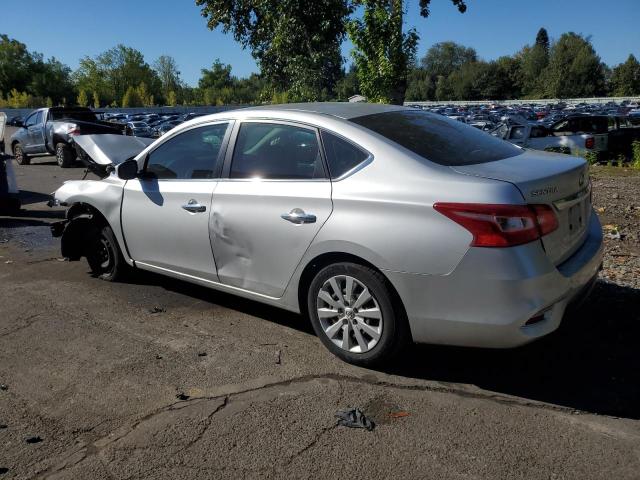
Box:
[535,27,550,53]
[167,90,178,106]
[541,32,606,98]
[420,41,477,79]
[405,67,434,101]
[199,59,233,90]
[196,0,349,100]
[347,0,418,103]
[93,91,100,108]
[610,54,640,96]
[154,55,182,99]
[122,86,142,107]
[77,89,89,107]
[0,34,33,95]
[75,45,162,107]
[335,65,361,101]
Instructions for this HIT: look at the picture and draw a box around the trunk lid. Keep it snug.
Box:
[452,149,591,265]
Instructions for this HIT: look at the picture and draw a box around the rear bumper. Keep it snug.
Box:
[386,210,603,348]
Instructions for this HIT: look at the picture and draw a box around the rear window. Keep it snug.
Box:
[350,110,523,166]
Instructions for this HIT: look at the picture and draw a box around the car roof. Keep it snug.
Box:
[238,102,407,120]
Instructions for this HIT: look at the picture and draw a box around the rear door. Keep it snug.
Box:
[121,122,232,280]
[211,120,333,297]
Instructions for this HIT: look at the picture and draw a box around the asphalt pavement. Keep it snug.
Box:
[1,126,639,479]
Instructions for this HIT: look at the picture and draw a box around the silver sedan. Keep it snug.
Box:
[51,103,603,366]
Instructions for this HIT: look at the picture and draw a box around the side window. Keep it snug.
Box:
[145,123,228,179]
[24,112,38,127]
[321,131,369,179]
[230,123,325,179]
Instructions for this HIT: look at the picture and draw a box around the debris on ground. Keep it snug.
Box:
[335,408,375,431]
[275,349,282,365]
[25,436,42,444]
[197,352,207,357]
[148,306,166,314]
[155,354,163,360]
[0,467,9,475]
[0,384,7,391]
[176,392,190,401]
[0,424,7,429]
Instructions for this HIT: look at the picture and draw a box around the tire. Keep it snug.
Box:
[13,143,30,165]
[307,262,409,367]
[86,224,127,281]
[55,142,76,168]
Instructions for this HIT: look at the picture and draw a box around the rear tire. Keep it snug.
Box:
[86,224,127,281]
[307,262,409,367]
[55,142,76,168]
[13,143,30,165]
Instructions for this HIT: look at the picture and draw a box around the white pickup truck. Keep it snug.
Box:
[492,118,608,154]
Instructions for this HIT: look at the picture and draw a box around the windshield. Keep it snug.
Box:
[351,110,523,166]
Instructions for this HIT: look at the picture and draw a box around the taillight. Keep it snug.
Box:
[433,203,558,248]
[66,124,81,136]
[585,137,595,149]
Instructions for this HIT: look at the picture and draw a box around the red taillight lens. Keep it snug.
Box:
[585,137,595,149]
[433,203,558,248]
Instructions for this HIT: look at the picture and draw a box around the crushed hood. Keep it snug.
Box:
[74,134,154,166]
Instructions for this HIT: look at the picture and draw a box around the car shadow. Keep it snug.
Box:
[385,280,640,419]
[119,270,640,419]
[120,269,314,335]
[19,190,54,205]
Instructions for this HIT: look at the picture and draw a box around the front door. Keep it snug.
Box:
[121,122,231,281]
[22,111,45,153]
[211,121,333,298]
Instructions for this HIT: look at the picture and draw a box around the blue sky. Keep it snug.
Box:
[3,0,639,86]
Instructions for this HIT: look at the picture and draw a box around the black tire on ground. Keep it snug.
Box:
[307,262,410,367]
[86,224,127,282]
[13,143,30,165]
[55,142,76,168]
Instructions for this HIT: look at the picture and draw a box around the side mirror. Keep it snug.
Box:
[116,159,138,180]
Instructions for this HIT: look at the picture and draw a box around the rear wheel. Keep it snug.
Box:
[307,262,409,367]
[86,224,126,281]
[55,143,76,168]
[13,143,30,165]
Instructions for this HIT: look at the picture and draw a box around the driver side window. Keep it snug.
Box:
[24,112,38,127]
[145,123,229,180]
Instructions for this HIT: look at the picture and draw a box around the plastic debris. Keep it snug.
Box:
[148,306,166,314]
[0,384,7,391]
[197,352,207,357]
[388,411,411,419]
[176,392,190,401]
[25,436,43,444]
[335,408,375,431]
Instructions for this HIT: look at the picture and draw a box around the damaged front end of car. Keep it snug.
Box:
[49,134,152,263]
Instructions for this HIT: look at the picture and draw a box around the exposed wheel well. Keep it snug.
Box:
[297,252,408,332]
[61,203,110,260]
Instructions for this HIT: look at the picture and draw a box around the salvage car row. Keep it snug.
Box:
[408,101,640,161]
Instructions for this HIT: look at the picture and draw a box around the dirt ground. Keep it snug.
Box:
[1,139,639,479]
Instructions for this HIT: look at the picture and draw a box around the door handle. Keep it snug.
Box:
[281,208,316,224]
[182,199,206,213]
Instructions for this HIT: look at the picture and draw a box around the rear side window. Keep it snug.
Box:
[321,131,369,178]
[351,110,522,166]
[230,123,325,179]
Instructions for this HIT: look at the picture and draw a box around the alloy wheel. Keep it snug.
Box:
[316,275,383,353]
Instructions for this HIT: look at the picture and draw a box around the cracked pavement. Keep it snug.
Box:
[1,145,640,479]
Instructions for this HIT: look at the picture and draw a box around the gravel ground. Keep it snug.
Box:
[590,166,640,288]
